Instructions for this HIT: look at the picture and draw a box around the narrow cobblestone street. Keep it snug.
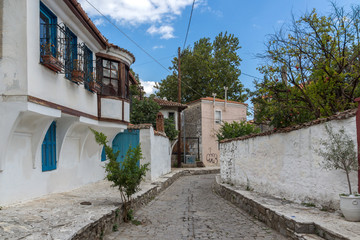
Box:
[105,174,287,240]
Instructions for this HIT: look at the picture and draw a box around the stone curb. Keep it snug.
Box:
[213,175,348,240]
[71,168,220,240]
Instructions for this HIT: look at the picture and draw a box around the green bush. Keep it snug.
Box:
[90,128,149,221]
[216,121,260,141]
[130,96,161,127]
[164,118,178,141]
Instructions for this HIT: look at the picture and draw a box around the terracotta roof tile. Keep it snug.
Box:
[220,108,357,143]
[128,124,152,129]
[153,98,188,109]
[64,0,135,61]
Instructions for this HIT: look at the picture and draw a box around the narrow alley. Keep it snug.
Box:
[105,174,287,240]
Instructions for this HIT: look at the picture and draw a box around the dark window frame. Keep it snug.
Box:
[83,45,93,90]
[65,27,77,80]
[98,58,121,96]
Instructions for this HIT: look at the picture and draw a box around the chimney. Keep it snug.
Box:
[156,112,164,132]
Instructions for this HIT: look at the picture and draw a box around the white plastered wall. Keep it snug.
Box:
[220,116,358,209]
[139,127,171,181]
[26,0,102,116]
[0,105,127,206]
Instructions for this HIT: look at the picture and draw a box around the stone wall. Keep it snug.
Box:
[220,109,358,209]
[183,102,202,160]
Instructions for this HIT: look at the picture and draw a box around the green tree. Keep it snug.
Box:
[155,32,248,103]
[216,121,260,141]
[315,125,357,195]
[130,96,161,126]
[252,3,360,128]
[90,129,149,221]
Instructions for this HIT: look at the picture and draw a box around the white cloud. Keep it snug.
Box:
[153,45,165,50]
[147,25,175,39]
[140,80,157,96]
[93,18,105,26]
[277,20,284,25]
[79,0,207,39]
[252,24,261,29]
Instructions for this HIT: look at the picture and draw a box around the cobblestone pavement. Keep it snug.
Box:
[105,174,288,240]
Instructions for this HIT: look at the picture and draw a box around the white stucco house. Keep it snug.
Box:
[153,97,187,130]
[0,0,137,206]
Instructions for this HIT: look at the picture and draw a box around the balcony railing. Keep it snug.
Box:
[39,24,103,93]
[40,23,69,73]
[84,61,102,94]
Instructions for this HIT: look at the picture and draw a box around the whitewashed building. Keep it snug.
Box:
[0,0,136,205]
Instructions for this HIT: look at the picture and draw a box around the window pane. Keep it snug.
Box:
[103,59,110,68]
[111,70,118,78]
[215,111,221,123]
[111,61,118,70]
[103,77,110,85]
[103,69,110,77]
[112,80,118,89]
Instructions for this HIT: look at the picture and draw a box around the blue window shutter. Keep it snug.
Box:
[101,146,106,161]
[40,2,57,57]
[42,121,57,171]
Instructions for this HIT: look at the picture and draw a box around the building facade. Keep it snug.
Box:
[0,0,136,205]
[153,98,187,131]
[184,97,247,166]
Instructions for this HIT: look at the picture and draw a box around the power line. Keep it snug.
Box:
[242,72,263,81]
[84,0,170,73]
[84,0,202,98]
[183,0,196,50]
[135,55,176,66]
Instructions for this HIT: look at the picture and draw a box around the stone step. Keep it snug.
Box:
[295,233,325,240]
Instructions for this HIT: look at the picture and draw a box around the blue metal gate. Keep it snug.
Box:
[112,129,140,163]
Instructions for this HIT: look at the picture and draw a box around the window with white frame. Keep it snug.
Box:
[215,110,222,124]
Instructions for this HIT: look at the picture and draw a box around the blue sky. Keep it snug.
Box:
[79,0,359,104]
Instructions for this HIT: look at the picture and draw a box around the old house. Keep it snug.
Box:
[0,0,136,205]
[184,97,247,166]
[153,97,187,130]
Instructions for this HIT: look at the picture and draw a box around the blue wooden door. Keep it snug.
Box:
[112,129,140,164]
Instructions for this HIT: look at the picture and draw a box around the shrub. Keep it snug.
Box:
[164,118,178,141]
[216,120,260,141]
[90,128,149,221]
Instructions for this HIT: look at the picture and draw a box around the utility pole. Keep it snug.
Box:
[177,47,182,167]
[224,86,228,111]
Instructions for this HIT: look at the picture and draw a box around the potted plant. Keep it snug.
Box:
[40,43,62,72]
[89,81,101,93]
[71,59,84,84]
[316,124,359,221]
[89,72,101,93]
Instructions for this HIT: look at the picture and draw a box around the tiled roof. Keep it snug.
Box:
[128,124,152,129]
[108,43,136,63]
[64,0,135,61]
[153,98,188,109]
[187,97,247,106]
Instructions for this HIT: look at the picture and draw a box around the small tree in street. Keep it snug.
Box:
[316,124,357,195]
[90,128,149,222]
